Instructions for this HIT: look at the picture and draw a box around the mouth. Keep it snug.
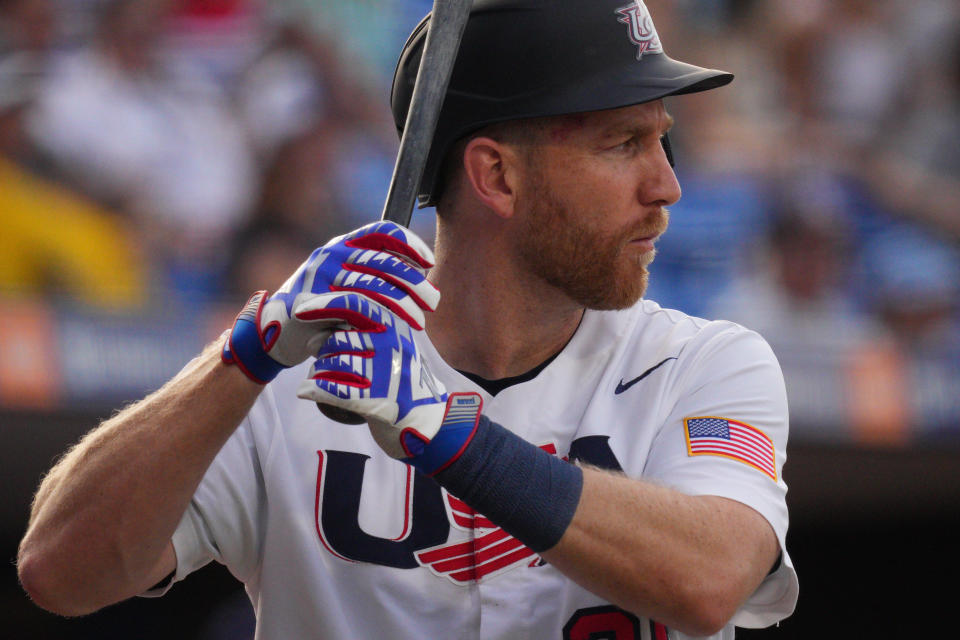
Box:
[630,238,656,253]
[628,232,662,254]
[630,209,669,249]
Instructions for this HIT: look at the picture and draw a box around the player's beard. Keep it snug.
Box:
[516,178,669,311]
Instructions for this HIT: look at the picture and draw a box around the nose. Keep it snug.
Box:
[642,145,682,207]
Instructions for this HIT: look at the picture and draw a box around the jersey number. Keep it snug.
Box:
[563,605,668,640]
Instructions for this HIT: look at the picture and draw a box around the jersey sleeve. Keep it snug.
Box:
[141,388,276,597]
[642,321,798,628]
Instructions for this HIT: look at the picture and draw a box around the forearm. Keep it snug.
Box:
[543,467,779,636]
[18,340,262,615]
[429,417,777,636]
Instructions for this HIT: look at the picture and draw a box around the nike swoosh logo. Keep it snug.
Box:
[615,357,678,394]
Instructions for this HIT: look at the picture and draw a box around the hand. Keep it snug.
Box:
[223,222,439,384]
[297,299,482,475]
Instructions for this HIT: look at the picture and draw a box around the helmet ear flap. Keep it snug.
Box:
[661,132,675,168]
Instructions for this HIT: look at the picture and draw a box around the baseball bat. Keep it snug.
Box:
[318,0,472,424]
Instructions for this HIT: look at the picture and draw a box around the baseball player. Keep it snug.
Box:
[18,1,798,638]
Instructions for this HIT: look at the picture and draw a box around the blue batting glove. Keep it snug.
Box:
[296,297,482,475]
[223,222,439,384]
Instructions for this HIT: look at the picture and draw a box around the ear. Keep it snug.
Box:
[462,137,521,219]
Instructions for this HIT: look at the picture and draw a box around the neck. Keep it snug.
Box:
[425,216,584,380]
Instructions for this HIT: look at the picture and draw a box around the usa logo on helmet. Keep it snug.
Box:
[615,1,663,60]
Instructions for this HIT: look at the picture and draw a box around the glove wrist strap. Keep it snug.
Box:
[404,393,483,475]
[222,291,285,385]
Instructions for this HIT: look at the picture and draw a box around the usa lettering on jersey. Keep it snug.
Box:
[314,438,631,582]
[315,444,569,581]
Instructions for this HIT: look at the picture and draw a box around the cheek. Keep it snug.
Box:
[558,168,636,223]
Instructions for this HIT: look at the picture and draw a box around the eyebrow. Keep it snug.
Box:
[602,112,675,140]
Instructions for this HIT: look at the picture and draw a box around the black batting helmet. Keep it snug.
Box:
[390,0,733,207]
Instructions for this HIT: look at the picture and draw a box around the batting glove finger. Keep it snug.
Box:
[335,251,439,328]
[339,220,436,270]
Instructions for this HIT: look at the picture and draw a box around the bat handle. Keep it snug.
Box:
[317,402,367,425]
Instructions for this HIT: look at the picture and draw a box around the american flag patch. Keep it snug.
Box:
[684,417,776,481]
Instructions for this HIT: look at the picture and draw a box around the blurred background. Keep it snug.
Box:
[2,0,957,636]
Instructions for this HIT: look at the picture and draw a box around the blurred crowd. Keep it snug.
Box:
[644,0,960,441]
[0,0,432,309]
[0,0,958,441]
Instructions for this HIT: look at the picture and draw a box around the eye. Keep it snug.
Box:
[611,135,642,153]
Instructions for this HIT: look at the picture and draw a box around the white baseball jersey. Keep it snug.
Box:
[149,299,798,639]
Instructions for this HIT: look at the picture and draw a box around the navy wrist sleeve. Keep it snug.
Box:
[433,416,584,553]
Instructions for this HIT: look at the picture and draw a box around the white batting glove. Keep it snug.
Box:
[297,299,482,474]
[223,222,439,384]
